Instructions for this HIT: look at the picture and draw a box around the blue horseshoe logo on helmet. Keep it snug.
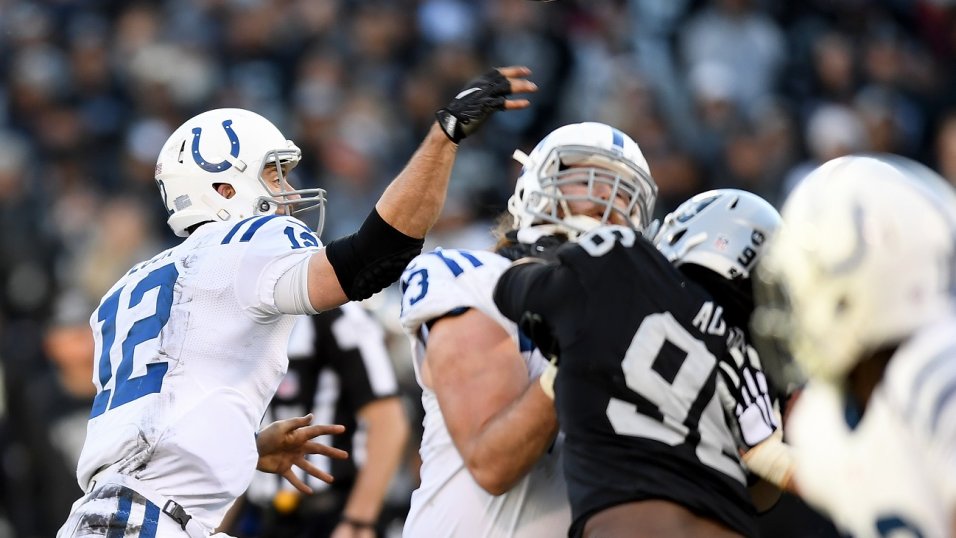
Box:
[191,119,240,173]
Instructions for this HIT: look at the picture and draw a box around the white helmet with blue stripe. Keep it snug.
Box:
[755,154,956,383]
[155,108,327,237]
[507,122,657,240]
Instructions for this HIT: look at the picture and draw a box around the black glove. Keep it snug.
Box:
[436,69,512,144]
[520,310,560,400]
[519,311,559,363]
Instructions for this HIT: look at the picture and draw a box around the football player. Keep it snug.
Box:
[753,154,956,537]
[57,66,536,538]
[397,122,658,537]
[493,188,782,538]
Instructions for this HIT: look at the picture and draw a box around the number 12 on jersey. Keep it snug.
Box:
[90,263,179,418]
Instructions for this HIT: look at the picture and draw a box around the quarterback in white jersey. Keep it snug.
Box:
[755,154,956,537]
[74,214,326,531]
[59,67,538,538]
[399,247,571,537]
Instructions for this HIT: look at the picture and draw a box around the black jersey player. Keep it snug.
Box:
[494,189,782,538]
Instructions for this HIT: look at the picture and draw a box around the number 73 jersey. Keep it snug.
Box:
[76,215,322,530]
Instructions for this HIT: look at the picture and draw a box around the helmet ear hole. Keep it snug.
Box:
[667,229,687,246]
[213,183,235,199]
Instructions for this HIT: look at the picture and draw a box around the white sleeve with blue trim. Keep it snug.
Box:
[398,248,512,338]
[884,315,956,505]
[223,215,324,319]
[789,314,956,537]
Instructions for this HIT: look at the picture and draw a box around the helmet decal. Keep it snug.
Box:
[156,108,326,237]
[654,189,781,281]
[830,203,866,275]
[611,128,624,153]
[191,119,240,173]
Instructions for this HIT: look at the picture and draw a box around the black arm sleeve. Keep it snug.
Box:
[325,209,425,301]
[493,258,585,361]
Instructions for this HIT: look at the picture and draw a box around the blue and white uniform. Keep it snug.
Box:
[398,248,571,538]
[789,314,956,538]
[59,215,322,538]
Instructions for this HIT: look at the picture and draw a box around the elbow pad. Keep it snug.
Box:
[326,208,424,301]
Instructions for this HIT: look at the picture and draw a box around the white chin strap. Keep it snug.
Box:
[512,149,531,167]
[516,215,602,244]
[561,215,602,236]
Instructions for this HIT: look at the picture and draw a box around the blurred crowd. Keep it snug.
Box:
[3,0,956,536]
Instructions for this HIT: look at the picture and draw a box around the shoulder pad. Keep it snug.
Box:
[399,248,509,334]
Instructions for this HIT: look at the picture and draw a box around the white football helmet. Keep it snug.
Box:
[154,108,326,237]
[756,154,956,383]
[507,122,657,240]
[654,189,782,280]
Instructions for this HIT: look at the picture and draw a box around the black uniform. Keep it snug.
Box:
[494,227,757,538]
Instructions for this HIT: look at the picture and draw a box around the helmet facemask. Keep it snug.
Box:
[510,144,657,240]
[252,149,328,236]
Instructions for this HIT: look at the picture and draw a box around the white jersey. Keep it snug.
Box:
[789,314,956,538]
[74,215,322,531]
[398,248,571,538]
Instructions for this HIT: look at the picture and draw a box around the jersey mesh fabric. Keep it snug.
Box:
[75,216,321,531]
[790,314,956,537]
[398,248,571,537]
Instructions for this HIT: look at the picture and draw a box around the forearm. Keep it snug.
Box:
[375,123,457,238]
[464,380,559,495]
[342,403,410,522]
[493,260,552,323]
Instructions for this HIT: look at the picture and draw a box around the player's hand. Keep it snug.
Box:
[519,310,560,365]
[435,66,537,144]
[716,344,778,448]
[256,414,349,494]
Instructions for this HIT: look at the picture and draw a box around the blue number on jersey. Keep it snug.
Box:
[90,263,179,418]
[221,215,319,248]
[284,222,320,249]
[402,250,484,307]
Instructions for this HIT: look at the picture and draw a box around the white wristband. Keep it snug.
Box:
[539,359,558,400]
[742,432,795,490]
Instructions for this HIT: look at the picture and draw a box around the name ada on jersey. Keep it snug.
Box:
[75,214,322,531]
